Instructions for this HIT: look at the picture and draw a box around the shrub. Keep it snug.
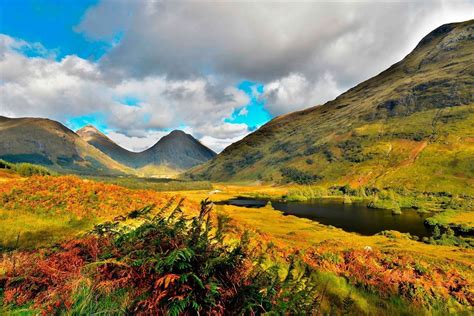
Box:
[337,140,367,163]
[0,159,53,176]
[280,167,322,185]
[304,144,335,162]
[270,141,299,154]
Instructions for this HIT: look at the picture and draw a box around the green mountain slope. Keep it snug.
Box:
[77,126,216,175]
[0,117,133,175]
[189,20,474,195]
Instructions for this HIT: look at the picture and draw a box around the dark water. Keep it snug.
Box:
[221,198,432,237]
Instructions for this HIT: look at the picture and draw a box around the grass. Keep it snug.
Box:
[0,159,55,177]
[0,208,93,250]
[84,175,213,192]
[425,210,474,233]
[0,170,473,313]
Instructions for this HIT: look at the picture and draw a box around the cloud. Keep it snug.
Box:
[76,0,474,114]
[264,72,341,116]
[80,1,474,83]
[107,130,168,152]
[0,37,111,120]
[200,134,251,154]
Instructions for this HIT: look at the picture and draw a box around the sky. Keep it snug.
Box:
[0,0,473,153]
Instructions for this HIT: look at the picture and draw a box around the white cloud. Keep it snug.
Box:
[75,0,474,114]
[264,73,341,116]
[200,134,251,154]
[107,130,168,152]
[238,107,248,116]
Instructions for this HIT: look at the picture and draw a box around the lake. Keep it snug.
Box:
[220,198,432,237]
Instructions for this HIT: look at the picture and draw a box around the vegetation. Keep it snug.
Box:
[421,224,474,248]
[0,170,473,313]
[0,175,170,249]
[0,159,54,176]
[0,200,325,314]
[85,176,213,192]
[280,167,322,185]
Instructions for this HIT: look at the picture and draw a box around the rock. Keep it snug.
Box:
[392,209,403,215]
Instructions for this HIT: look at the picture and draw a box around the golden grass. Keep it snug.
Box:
[1,172,472,280]
[0,208,93,249]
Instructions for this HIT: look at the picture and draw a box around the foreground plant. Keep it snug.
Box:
[0,198,321,314]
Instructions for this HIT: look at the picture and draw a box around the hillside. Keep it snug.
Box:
[0,117,132,175]
[77,126,216,175]
[189,20,474,194]
[139,130,216,169]
[77,125,141,167]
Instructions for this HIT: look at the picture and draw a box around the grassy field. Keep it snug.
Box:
[85,175,213,192]
[0,170,473,313]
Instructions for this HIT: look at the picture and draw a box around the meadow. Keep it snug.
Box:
[0,164,473,314]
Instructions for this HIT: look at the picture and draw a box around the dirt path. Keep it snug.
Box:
[400,140,428,167]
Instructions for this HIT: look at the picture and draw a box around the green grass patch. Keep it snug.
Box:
[0,208,94,250]
[85,176,213,192]
[0,159,55,177]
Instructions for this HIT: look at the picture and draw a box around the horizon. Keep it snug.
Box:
[1,1,473,153]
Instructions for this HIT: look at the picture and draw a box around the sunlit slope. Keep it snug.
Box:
[0,117,133,175]
[189,20,474,194]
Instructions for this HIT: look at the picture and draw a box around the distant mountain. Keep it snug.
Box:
[139,130,217,169]
[0,117,216,176]
[189,20,474,194]
[77,125,141,167]
[0,117,132,175]
[77,126,216,173]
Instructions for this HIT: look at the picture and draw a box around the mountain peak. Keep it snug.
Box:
[77,124,102,135]
[168,130,187,137]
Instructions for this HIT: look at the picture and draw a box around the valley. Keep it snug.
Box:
[0,166,473,314]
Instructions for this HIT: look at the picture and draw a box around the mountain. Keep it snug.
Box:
[77,126,216,174]
[0,117,132,175]
[0,117,215,176]
[189,20,474,195]
[77,125,141,167]
[139,130,217,169]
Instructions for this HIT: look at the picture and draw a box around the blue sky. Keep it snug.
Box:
[0,0,110,60]
[226,81,271,130]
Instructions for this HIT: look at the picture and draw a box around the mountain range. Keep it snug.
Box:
[0,117,215,176]
[189,20,474,194]
[77,125,216,172]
